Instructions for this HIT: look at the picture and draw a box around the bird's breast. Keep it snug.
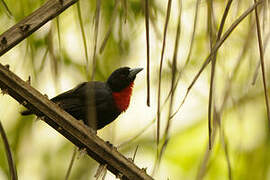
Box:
[112,82,134,112]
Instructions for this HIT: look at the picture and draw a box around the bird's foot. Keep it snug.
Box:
[77,148,87,159]
[94,164,108,179]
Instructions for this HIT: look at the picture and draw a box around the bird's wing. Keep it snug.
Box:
[21,82,114,118]
[50,82,88,111]
[51,82,87,101]
[21,82,88,116]
[51,82,113,115]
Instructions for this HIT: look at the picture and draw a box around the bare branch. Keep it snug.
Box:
[0,0,79,57]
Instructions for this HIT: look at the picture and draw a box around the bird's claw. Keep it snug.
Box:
[1,88,8,95]
[77,148,87,159]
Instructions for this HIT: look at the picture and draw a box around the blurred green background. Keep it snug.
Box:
[0,0,270,179]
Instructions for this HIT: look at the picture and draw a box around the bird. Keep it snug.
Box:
[21,67,143,130]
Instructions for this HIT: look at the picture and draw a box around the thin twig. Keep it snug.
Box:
[196,19,252,180]
[253,0,270,128]
[200,21,257,180]
[56,17,62,60]
[221,17,254,111]
[208,0,233,150]
[77,1,89,78]
[92,0,101,80]
[99,0,120,54]
[185,0,201,65]
[38,47,49,72]
[0,121,17,180]
[0,0,13,19]
[48,29,59,91]
[154,1,182,175]
[172,1,263,118]
[157,0,172,151]
[65,147,78,180]
[94,164,108,179]
[150,13,162,40]
[152,138,169,176]
[101,167,108,180]
[163,0,181,146]
[206,0,215,48]
[122,0,128,23]
[197,14,255,180]
[196,122,218,180]
[132,145,139,162]
[206,0,215,150]
[252,32,270,85]
[29,39,38,80]
[220,123,232,180]
[145,0,151,107]
[214,108,233,180]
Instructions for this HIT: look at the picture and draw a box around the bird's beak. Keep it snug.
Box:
[129,68,143,79]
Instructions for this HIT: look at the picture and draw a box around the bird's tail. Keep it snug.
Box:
[21,110,33,116]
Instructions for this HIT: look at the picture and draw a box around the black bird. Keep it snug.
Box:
[22,67,143,130]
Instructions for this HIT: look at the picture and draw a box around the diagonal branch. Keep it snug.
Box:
[0,0,79,57]
[0,64,153,179]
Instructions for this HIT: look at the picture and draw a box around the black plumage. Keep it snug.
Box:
[21,67,143,130]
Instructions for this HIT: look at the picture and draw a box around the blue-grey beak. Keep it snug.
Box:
[128,68,143,79]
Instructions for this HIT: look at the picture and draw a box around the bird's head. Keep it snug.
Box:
[107,67,143,92]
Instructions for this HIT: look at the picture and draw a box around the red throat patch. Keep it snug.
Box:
[112,82,134,112]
